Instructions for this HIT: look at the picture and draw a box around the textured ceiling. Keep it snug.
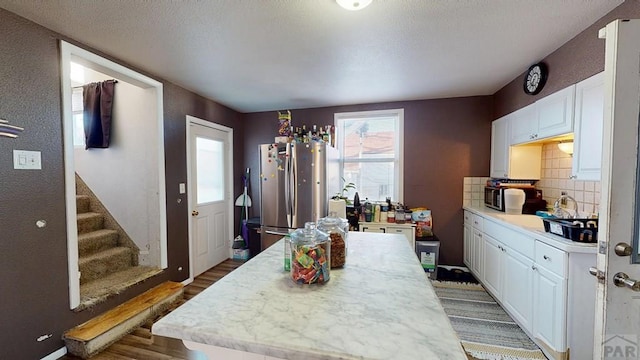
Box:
[0,0,624,113]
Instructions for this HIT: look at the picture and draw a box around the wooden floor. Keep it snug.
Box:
[60,259,244,360]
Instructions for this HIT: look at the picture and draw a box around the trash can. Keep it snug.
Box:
[246,217,261,259]
[415,239,440,279]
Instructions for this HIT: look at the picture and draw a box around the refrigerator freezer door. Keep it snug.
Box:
[259,144,288,228]
[260,225,289,251]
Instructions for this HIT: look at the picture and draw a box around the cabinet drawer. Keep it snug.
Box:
[484,219,534,258]
[386,226,412,238]
[464,210,472,225]
[360,225,386,233]
[471,214,483,231]
[535,241,567,277]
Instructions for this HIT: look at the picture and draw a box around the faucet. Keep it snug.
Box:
[553,194,579,219]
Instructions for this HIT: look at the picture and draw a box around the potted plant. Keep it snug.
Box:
[332,178,356,205]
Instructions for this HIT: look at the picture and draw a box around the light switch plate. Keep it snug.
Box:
[179,183,186,194]
[13,150,41,170]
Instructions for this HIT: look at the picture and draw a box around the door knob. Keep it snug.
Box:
[191,210,199,216]
[614,242,633,257]
[613,272,640,291]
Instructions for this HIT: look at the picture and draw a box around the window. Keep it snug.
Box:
[335,109,404,202]
[71,87,85,147]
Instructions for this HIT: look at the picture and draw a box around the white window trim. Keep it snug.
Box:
[334,108,404,203]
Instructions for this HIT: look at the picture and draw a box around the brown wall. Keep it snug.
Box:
[243,97,494,266]
[0,9,242,359]
[494,0,640,117]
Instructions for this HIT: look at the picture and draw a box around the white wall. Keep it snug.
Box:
[74,67,160,266]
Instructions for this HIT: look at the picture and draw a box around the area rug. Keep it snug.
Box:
[431,281,547,360]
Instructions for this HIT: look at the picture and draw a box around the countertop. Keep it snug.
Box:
[463,205,597,254]
[152,232,467,360]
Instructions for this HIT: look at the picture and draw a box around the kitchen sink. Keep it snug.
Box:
[493,213,544,230]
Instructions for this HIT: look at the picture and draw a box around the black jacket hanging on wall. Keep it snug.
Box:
[83,79,116,149]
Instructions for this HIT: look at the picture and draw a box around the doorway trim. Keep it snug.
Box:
[60,41,167,309]
[185,115,234,282]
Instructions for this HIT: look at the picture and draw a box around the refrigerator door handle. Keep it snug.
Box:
[284,144,291,228]
[264,230,290,236]
[290,143,298,228]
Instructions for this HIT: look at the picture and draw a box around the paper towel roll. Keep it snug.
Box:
[328,199,347,219]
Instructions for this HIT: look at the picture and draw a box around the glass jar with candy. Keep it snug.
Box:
[289,222,330,284]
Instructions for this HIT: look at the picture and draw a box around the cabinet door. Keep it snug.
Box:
[463,224,472,269]
[502,247,534,332]
[572,72,604,181]
[533,265,568,353]
[509,104,538,145]
[490,116,509,178]
[536,85,575,139]
[472,229,484,281]
[482,235,503,299]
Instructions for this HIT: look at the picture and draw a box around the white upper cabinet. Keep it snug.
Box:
[510,85,576,145]
[571,72,605,181]
[491,113,542,180]
[536,85,575,139]
[490,115,509,178]
[509,104,538,145]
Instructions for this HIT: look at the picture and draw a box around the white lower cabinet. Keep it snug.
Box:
[464,212,484,279]
[532,263,567,354]
[482,235,503,297]
[463,224,472,269]
[463,210,594,360]
[471,228,484,279]
[359,222,415,249]
[502,248,534,331]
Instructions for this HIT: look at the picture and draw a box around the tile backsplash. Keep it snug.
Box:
[463,142,600,216]
[463,177,489,207]
[536,142,600,216]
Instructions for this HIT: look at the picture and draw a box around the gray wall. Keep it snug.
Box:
[0,9,242,359]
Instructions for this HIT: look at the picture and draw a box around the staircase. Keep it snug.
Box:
[75,190,161,311]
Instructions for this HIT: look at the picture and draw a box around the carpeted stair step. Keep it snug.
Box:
[78,229,119,257]
[64,281,184,359]
[79,247,135,285]
[78,266,163,311]
[76,195,91,214]
[77,212,105,234]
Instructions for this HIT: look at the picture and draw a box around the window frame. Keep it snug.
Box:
[334,108,404,203]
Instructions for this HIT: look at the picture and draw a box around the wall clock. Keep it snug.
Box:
[523,63,548,95]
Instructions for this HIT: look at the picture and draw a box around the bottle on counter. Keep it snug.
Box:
[374,204,381,222]
[284,234,291,271]
[395,207,405,224]
[387,208,395,223]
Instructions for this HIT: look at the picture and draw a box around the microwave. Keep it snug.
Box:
[484,186,544,213]
[484,186,505,211]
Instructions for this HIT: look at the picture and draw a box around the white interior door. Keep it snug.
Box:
[188,118,232,277]
[594,19,640,358]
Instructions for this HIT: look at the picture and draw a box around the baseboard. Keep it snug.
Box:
[41,346,66,360]
[181,277,194,286]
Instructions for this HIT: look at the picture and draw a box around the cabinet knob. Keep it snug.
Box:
[532,265,537,271]
[569,175,577,179]
[543,255,550,261]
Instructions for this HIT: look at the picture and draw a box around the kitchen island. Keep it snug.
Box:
[152,232,466,360]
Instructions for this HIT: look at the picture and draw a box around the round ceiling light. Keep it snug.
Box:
[336,0,372,11]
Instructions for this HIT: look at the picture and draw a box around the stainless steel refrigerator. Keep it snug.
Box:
[259,142,340,250]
